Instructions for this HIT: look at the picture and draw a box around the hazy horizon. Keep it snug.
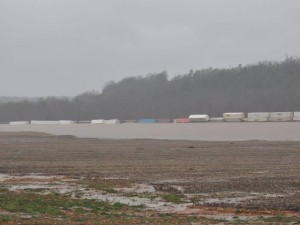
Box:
[1,0,300,97]
[0,57,297,98]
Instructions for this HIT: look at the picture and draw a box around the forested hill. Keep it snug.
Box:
[1,58,300,122]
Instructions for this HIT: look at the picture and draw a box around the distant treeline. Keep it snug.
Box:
[1,57,300,122]
[0,96,39,104]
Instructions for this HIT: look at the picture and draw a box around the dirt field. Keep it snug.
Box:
[0,132,300,224]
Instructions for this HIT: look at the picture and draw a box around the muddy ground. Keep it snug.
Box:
[0,132,300,224]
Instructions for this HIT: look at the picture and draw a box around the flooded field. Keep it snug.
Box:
[0,132,300,224]
[1,122,300,141]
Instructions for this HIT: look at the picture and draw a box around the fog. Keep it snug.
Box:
[1,0,300,96]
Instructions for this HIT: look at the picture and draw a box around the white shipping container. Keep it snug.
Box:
[223,112,245,122]
[293,112,300,121]
[9,121,30,125]
[91,119,104,124]
[269,112,293,122]
[270,112,293,117]
[247,112,270,122]
[247,117,269,122]
[248,112,270,118]
[294,112,300,116]
[103,119,120,124]
[31,120,59,125]
[58,120,76,124]
[188,114,209,122]
[269,117,292,122]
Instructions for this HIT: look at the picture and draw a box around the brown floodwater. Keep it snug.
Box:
[1,122,300,141]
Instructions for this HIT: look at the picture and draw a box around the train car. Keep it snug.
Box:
[223,112,245,122]
[247,112,270,122]
[269,112,293,122]
[188,114,209,122]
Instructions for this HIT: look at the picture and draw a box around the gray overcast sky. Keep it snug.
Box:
[1,0,300,97]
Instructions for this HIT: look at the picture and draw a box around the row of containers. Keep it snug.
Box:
[7,112,300,125]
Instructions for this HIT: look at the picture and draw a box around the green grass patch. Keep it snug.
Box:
[234,208,242,214]
[0,188,221,225]
[0,189,127,217]
[162,194,183,204]
[0,214,13,222]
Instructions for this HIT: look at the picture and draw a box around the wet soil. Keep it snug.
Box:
[1,132,300,224]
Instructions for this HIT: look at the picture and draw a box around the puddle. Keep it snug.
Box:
[0,173,10,182]
[0,173,74,183]
[152,179,187,184]
[1,173,295,218]
[204,195,256,204]
[79,188,191,212]
[115,183,156,193]
[0,173,191,213]
[172,185,184,192]
[8,183,68,192]
[264,193,285,198]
